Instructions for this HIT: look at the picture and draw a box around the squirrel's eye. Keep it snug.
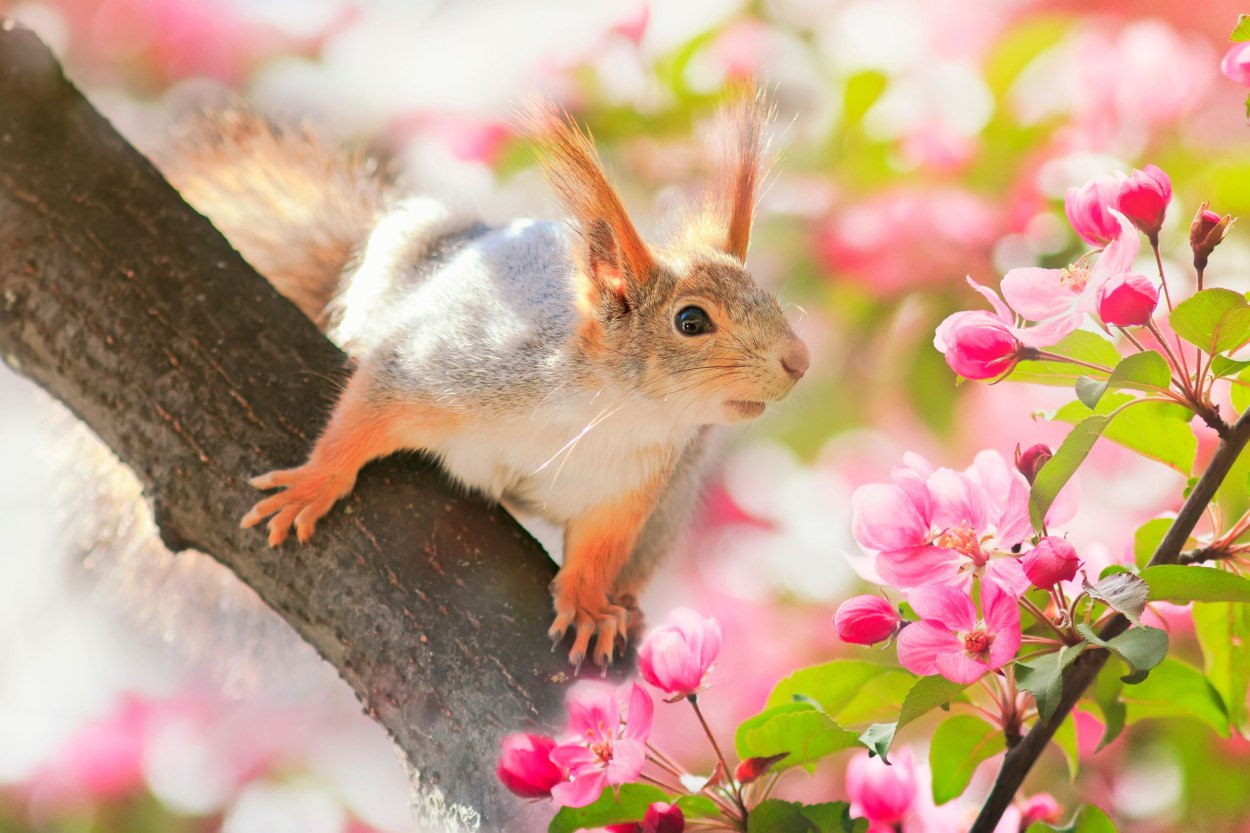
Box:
[675,306,714,336]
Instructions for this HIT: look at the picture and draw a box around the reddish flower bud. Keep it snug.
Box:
[643,802,685,833]
[1015,444,1052,485]
[834,595,901,645]
[735,753,789,785]
[941,317,1024,380]
[1065,175,1123,247]
[1116,165,1171,240]
[1020,793,1064,826]
[496,733,564,799]
[637,609,722,698]
[1190,203,1234,273]
[1096,271,1158,327]
[1021,537,1080,589]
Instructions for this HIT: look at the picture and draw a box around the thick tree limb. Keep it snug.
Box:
[0,21,571,829]
[970,408,1250,833]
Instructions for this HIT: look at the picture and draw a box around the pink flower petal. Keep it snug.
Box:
[875,545,963,590]
[982,581,1023,667]
[897,620,962,677]
[563,682,619,740]
[935,651,991,684]
[852,484,930,552]
[927,469,987,534]
[604,738,647,784]
[1014,312,1082,349]
[551,768,607,809]
[624,683,654,741]
[1000,267,1073,321]
[908,584,977,631]
[965,276,1013,322]
[984,558,1031,597]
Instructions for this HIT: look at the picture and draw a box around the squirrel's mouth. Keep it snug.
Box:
[726,399,766,419]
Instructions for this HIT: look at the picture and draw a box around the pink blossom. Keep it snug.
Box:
[549,682,654,808]
[1222,43,1250,86]
[1190,204,1234,271]
[896,581,1022,683]
[1015,443,1052,484]
[1116,165,1171,239]
[835,596,901,645]
[1096,271,1158,327]
[846,747,918,830]
[643,802,685,833]
[851,451,1032,593]
[1021,537,1080,590]
[496,733,564,799]
[1000,209,1139,331]
[1065,174,1124,247]
[637,608,722,699]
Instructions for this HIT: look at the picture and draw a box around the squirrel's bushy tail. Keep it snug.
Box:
[157,108,390,325]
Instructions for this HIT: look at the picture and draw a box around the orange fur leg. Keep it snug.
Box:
[549,485,658,670]
[241,374,454,546]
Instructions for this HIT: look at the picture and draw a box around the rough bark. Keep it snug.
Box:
[0,21,572,829]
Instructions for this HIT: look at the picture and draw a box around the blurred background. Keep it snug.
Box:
[1,0,1249,830]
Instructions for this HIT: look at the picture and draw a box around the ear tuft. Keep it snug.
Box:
[521,98,653,302]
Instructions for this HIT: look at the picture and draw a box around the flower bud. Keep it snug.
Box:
[941,317,1024,380]
[1190,203,1234,273]
[1222,42,1250,86]
[496,733,564,799]
[644,802,685,833]
[735,753,788,785]
[1015,444,1052,485]
[1065,175,1123,247]
[1020,793,1064,826]
[1021,537,1080,589]
[1116,165,1171,240]
[834,595,901,645]
[1096,271,1158,327]
[637,609,722,698]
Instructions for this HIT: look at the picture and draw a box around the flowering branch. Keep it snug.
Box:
[968,407,1250,833]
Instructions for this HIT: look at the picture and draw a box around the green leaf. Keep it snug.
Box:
[1210,355,1250,377]
[674,795,722,820]
[1169,288,1250,356]
[1052,711,1080,782]
[1120,657,1229,736]
[746,800,864,833]
[929,715,1005,805]
[1076,351,1172,409]
[1083,572,1150,627]
[765,661,914,724]
[1142,564,1250,603]
[858,675,968,762]
[1008,331,1120,387]
[735,703,861,772]
[1030,414,1111,532]
[1076,625,1169,683]
[1133,517,1175,569]
[1233,366,1250,414]
[1092,663,1127,750]
[1017,644,1087,721]
[548,784,669,833]
[1193,602,1250,735]
[1232,13,1250,41]
[1053,394,1197,474]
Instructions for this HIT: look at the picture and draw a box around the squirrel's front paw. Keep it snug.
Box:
[548,584,630,671]
[240,463,353,547]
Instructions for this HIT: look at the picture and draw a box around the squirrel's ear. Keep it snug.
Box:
[523,99,653,305]
[694,86,773,263]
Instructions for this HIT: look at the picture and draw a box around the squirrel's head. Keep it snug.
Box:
[528,91,808,426]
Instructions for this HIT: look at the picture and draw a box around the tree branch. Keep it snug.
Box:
[970,407,1250,832]
[0,21,570,830]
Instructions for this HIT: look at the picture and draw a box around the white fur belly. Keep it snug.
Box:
[432,395,691,524]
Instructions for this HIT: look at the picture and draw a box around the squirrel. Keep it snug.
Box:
[160,92,808,670]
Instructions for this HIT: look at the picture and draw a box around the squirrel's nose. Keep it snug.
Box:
[780,338,810,380]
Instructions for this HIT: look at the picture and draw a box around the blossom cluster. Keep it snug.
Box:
[839,448,1079,684]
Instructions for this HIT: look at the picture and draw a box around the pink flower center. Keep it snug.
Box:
[590,740,614,765]
[1059,265,1089,292]
[963,628,992,658]
[934,526,987,565]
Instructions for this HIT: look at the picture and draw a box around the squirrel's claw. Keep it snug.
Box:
[548,601,630,671]
[241,463,350,546]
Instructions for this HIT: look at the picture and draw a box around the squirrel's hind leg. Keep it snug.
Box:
[241,368,455,546]
[550,481,661,669]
